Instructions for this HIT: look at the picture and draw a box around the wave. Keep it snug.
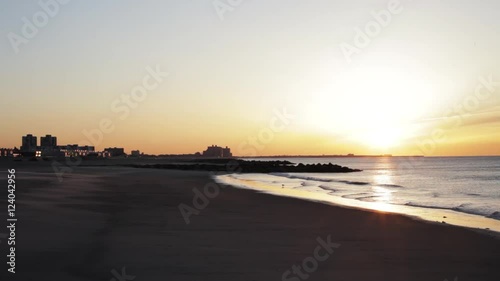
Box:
[404,201,500,221]
[465,193,481,197]
[270,173,405,188]
[338,180,370,186]
[271,173,371,186]
[488,212,500,220]
[405,201,457,210]
[271,173,335,183]
[341,193,371,199]
[318,185,337,192]
[216,174,500,223]
[377,184,404,188]
[351,195,381,202]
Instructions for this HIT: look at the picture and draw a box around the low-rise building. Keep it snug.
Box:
[57,145,95,157]
[202,145,232,158]
[104,147,126,157]
[0,148,14,158]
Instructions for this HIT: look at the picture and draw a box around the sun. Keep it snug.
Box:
[303,55,436,150]
[360,127,405,149]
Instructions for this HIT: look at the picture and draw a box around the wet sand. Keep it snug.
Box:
[1,163,500,281]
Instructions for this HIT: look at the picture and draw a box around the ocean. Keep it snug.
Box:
[215,156,500,232]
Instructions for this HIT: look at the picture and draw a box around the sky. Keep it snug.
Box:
[1,0,499,156]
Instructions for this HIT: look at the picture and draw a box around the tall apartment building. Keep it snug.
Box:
[21,134,37,152]
[40,134,57,148]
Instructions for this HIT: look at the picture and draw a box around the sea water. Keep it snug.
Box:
[215,156,500,232]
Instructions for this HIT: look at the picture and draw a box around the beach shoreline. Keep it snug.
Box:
[1,163,500,280]
[215,173,500,237]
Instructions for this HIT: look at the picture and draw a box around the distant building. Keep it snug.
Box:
[0,148,14,158]
[222,146,232,158]
[202,145,232,158]
[40,135,57,148]
[99,151,112,158]
[104,147,126,157]
[21,134,37,153]
[130,150,141,157]
[20,134,37,157]
[39,135,60,157]
[57,145,95,157]
[40,148,63,158]
[15,134,118,158]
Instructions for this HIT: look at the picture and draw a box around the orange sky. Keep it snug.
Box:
[1,1,499,156]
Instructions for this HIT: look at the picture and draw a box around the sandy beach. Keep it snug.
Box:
[1,162,500,281]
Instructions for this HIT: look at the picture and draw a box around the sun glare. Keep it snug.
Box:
[304,57,436,150]
[363,127,404,149]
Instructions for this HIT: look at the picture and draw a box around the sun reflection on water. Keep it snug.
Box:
[371,169,397,211]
